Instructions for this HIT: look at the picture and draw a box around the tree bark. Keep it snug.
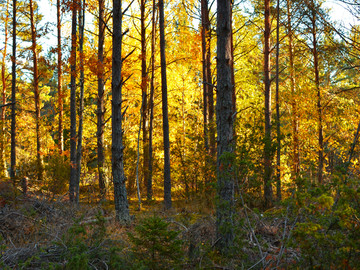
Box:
[29,0,43,182]
[112,0,131,222]
[159,0,172,210]
[263,0,273,208]
[57,0,64,154]
[216,0,235,252]
[10,0,16,182]
[69,0,78,203]
[97,0,106,198]
[0,0,9,178]
[147,0,156,201]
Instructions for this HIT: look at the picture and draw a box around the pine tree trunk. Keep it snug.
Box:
[147,0,156,201]
[263,0,273,208]
[216,0,235,252]
[30,0,43,182]
[97,0,106,198]
[159,0,172,210]
[69,1,78,203]
[57,0,64,154]
[0,0,9,178]
[10,0,16,182]
[112,0,131,223]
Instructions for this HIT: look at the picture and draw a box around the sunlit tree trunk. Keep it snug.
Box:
[69,0,78,203]
[97,0,106,198]
[159,0,172,209]
[112,0,131,222]
[57,0,64,154]
[0,0,9,178]
[287,0,300,182]
[29,0,43,182]
[147,0,156,201]
[10,0,16,182]
[264,0,273,207]
[141,0,149,195]
[76,0,85,203]
[216,0,235,252]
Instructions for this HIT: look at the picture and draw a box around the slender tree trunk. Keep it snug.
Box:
[141,0,149,195]
[263,0,273,208]
[216,0,235,252]
[287,0,300,181]
[275,0,281,201]
[29,0,43,182]
[76,0,85,203]
[147,0,156,201]
[69,1,78,203]
[112,0,131,222]
[311,11,323,184]
[0,0,9,178]
[159,0,172,210]
[10,0,16,182]
[57,0,64,154]
[135,102,142,210]
[97,0,106,198]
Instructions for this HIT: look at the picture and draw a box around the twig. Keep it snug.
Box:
[247,254,268,270]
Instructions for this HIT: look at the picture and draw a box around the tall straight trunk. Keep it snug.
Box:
[76,0,85,202]
[263,0,273,208]
[69,1,78,203]
[112,0,131,222]
[275,0,281,201]
[29,0,43,182]
[147,0,156,201]
[97,0,106,198]
[216,0,235,252]
[311,10,323,184]
[201,0,209,154]
[159,0,172,210]
[140,0,149,194]
[287,0,300,181]
[57,0,63,153]
[0,0,9,178]
[10,0,16,181]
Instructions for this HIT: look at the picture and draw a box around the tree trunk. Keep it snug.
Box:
[57,0,64,154]
[141,0,149,196]
[0,0,9,178]
[76,0,85,203]
[112,0,131,223]
[10,0,16,182]
[69,1,78,203]
[97,0,106,198]
[275,0,281,201]
[216,0,235,252]
[287,0,300,182]
[147,0,156,201]
[159,0,172,210]
[263,0,273,208]
[29,0,43,182]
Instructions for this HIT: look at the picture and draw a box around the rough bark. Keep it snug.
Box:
[287,0,300,181]
[29,0,43,182]
[76,0,85,203]
[97,0,106,198]
[112,0,131,222]
[147,0,156,201]
[216,0,235,252]
[159,0,172,210]
[57,0,64,154]
[69,1,78,203]
[263,0,273,208]
[10,0,16,182]
[0,0,9,178]
[275,0,281,201]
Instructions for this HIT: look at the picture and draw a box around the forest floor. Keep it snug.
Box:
[0,186,306,270]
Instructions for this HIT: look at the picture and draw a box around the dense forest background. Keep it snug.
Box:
[0,0,360,268]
